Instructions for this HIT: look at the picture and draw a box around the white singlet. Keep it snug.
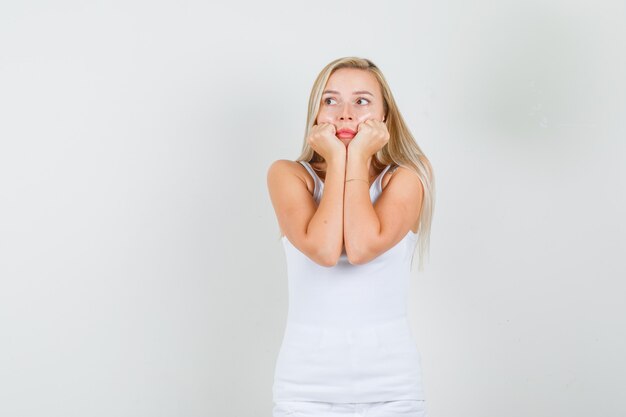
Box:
[272,160,425,404]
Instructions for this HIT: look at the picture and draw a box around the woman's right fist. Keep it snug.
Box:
[307,123,346,161]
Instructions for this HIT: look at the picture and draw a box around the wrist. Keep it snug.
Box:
[325,154,347,168]
[347,146,372,162]
[347,149,371,164]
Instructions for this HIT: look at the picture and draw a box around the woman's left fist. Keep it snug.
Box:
[348,119,390,158]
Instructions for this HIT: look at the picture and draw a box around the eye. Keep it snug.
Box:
[323,97,337,105]
[356,97,370,105]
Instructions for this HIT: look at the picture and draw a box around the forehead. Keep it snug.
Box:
[324,68,381,95]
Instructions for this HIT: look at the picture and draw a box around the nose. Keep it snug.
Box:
[338,103,354,121]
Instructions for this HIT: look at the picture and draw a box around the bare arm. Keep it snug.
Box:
[343,152,423,265]
[267,156,346,267]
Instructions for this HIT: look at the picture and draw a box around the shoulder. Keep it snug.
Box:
[268,159,297,170]
[266,159,314,193]
[377,163,424,233]
[381,163,422,191]
[267,159,304,175]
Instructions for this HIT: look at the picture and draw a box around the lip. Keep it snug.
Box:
[336,128,357,139]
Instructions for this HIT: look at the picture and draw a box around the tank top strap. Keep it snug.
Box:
[374,164,393,189]
[298,161,323,202]
[298,161,323,184]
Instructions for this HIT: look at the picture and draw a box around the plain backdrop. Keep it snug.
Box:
[1,1,625,416]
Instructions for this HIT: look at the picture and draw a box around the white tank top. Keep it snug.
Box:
[272,160,425,403]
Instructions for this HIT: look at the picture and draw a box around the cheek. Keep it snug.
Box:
[316,109,334,123]
[355,110,374,123]
[356,105,385,122]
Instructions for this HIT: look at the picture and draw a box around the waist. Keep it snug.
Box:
[282,316,415,349]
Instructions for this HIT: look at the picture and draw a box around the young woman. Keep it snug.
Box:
[266,57,435,417]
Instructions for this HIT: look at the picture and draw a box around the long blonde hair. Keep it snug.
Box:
[296,56,436,271]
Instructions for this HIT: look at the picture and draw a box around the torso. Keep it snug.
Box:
[293,160,420,234]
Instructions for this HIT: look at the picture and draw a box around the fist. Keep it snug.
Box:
[307,123,345,160]
[348,119,390,158]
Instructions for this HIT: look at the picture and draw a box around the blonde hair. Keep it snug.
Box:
[295,56,436,271]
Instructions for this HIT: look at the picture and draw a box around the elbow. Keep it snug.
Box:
[348,255,365,266]
[320,258,339,268]
[347,249,370,266]
[316,248,341,268]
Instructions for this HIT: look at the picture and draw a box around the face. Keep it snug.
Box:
[316,68,386,146]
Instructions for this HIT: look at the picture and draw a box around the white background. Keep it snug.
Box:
[1,1,625,416]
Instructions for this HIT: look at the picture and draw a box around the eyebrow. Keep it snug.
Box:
[322,90,374,96]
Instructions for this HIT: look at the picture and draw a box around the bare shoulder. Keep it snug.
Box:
[381,164,423,191]
[380,164,424,233]
[267,159,298,172]
[266,159,315,196]
[266,159,321,242]
[267,159,302,179]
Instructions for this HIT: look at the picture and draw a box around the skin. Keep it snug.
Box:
[267,67,424,266]
[312,67,388,181]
